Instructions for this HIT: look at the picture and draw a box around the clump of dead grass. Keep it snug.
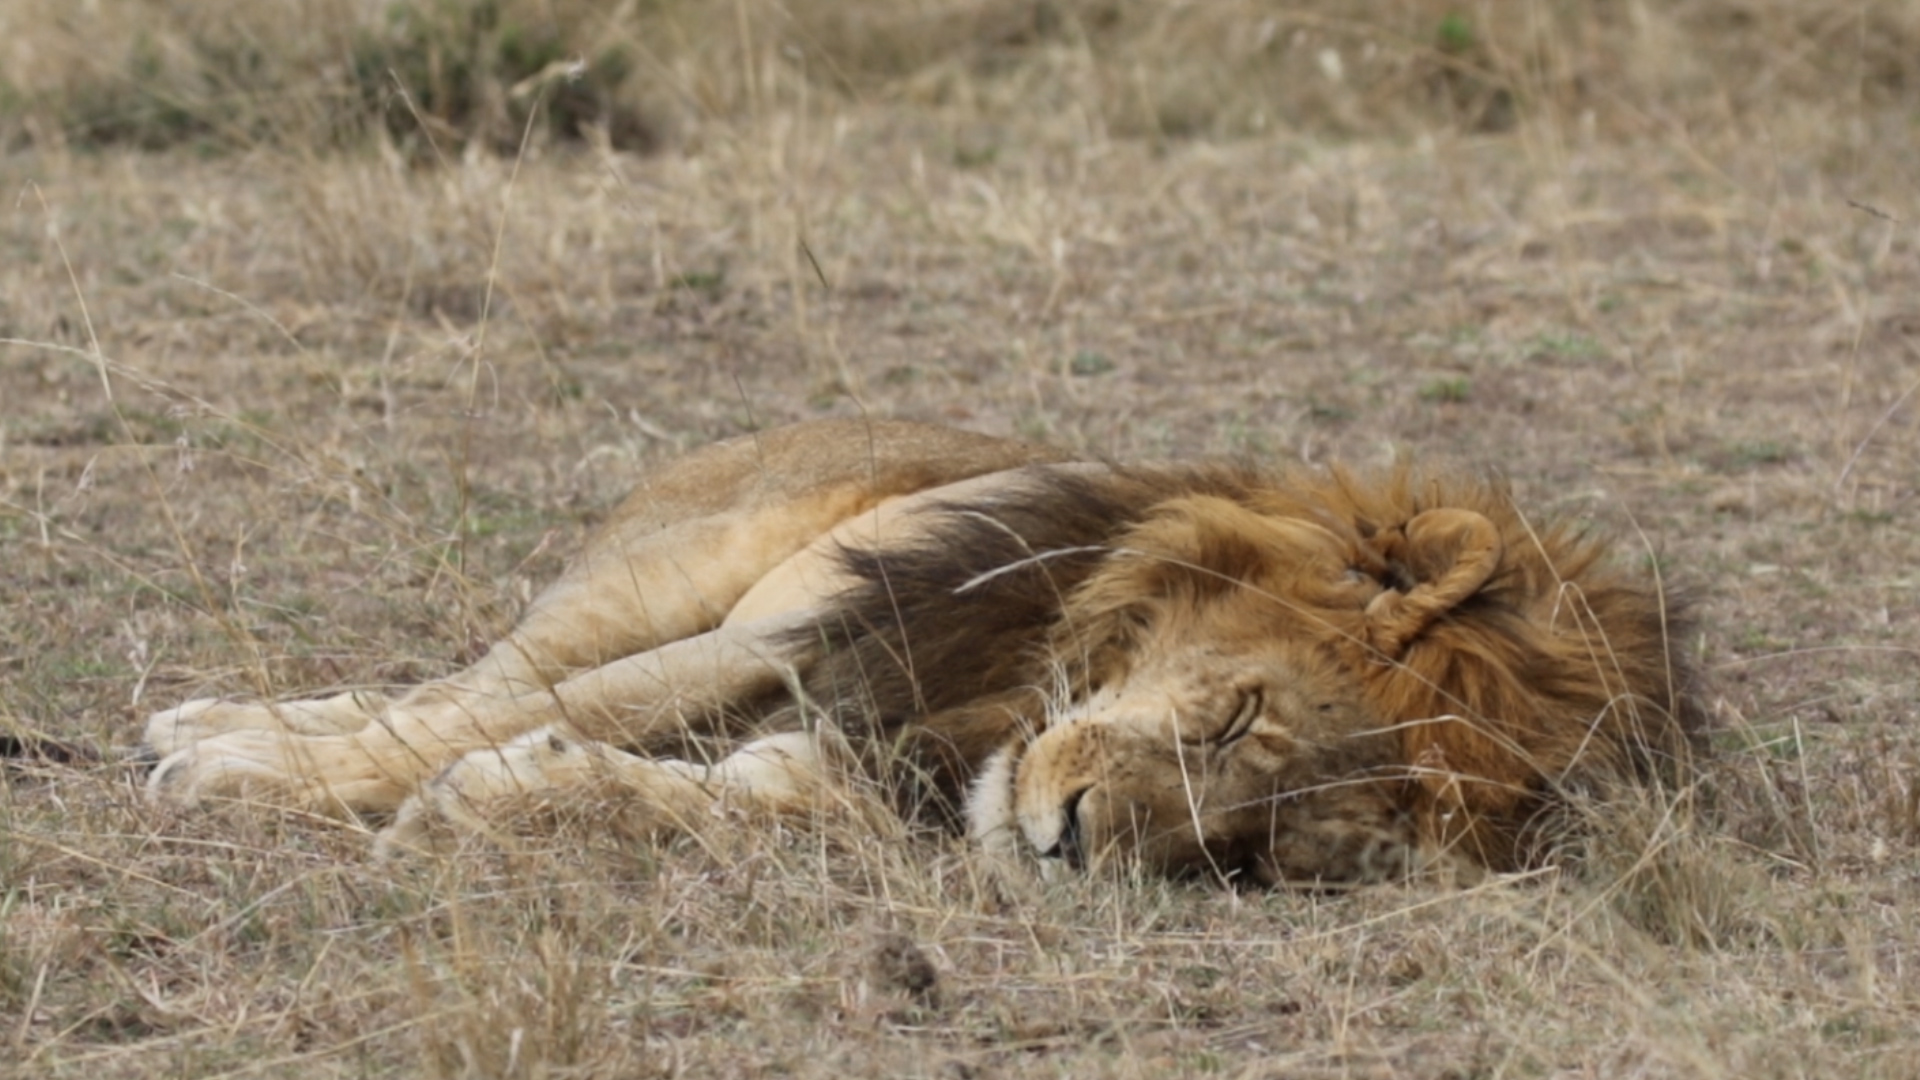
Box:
[1548,784,1771,950]
[0,0,654,154]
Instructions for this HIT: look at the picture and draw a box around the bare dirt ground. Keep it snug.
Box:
[4,4,1919,1077]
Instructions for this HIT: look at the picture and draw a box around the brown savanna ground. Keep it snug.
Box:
[3,2,1918,1076]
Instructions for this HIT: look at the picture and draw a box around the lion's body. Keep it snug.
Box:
[148,420,1703,884]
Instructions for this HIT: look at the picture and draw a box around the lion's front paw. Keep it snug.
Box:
[375,728,699,857]
[146,728,412,815]
[144,692,382,758]
[147,729,320,807]
[376,727,600,855]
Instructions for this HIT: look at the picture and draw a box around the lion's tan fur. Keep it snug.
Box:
[146,420,1702,884]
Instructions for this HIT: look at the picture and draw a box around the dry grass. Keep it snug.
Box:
[7,0,1918,151]
[4,1,1919,1076]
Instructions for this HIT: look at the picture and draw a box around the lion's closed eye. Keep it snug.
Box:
[1214,688,1262,747]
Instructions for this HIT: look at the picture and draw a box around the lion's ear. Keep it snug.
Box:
[1364,508,1504,656]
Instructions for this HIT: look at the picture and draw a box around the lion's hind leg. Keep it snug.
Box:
[374,729,843,857]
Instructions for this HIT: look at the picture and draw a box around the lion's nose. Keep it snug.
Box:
[1040,788,1090,868]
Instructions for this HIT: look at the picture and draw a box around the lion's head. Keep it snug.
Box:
[961,469,1701,885]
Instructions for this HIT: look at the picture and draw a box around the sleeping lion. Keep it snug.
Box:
[146,419,1703,884]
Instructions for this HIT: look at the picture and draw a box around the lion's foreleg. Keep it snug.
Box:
[143,691,385,757]
[144,613,816,815]
[530,611,814,746]
[375,729,842,856]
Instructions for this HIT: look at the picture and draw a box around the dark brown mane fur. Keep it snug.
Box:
[1309,465,1706,865]
[790,462,1705,866]
[793,466,1250,815]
